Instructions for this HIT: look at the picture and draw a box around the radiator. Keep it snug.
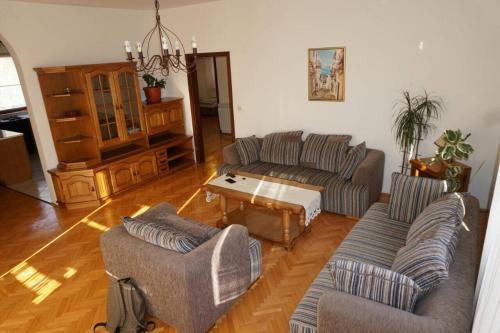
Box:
[218,103,232,134]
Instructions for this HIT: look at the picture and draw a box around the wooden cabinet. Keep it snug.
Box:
[86,64,145,148]
[109,152,158,193]
[144,98,184,135]
[36,62,194,209]
[50,169,98,208]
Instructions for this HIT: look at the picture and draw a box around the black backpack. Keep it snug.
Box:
[94,278,155,333]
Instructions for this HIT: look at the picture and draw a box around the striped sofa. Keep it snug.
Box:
[289,195,480,333]
[218,138,384,217]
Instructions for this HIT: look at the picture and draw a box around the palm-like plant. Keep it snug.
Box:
[393,90,444,174]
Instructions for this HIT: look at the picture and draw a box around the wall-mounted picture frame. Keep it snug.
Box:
[308,47,345,102]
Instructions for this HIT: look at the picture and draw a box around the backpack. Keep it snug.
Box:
[94,278,155,333]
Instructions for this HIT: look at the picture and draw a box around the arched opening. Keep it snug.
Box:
[0,39,50,202]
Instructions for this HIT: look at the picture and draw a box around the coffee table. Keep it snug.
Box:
[204,171,324,250]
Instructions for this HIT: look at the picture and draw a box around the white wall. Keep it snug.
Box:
[473,161,500,332]
[0,1,150,201]
[215,56,229,104]
[162,0,500,208]
[196,57,217,102]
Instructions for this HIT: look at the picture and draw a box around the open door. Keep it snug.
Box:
[186,52,235,163]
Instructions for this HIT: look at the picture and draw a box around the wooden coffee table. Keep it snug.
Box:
[204,171,324,250]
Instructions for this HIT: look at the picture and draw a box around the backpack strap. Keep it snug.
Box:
[121,280,146,331]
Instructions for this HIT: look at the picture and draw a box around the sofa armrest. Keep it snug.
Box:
[100,224,251,333]
[351,149,384,205]
[223,143,241,165]
[318,290,442,333]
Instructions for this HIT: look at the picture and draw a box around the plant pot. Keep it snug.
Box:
[143,87,162,104]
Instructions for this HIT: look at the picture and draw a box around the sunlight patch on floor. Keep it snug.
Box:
[178,172,217,214]
[11,262,62,304]
[82,218,110,232]
[131,205,151,218]
[63,267,77,279]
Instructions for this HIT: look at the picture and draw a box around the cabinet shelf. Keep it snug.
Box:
[167,148,193,162]
[47,90,84,98]
[49,115,89,123]
[168,157,194,172]
[58,135,93,144]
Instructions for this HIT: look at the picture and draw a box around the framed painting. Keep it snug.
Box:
[308,47,345,101]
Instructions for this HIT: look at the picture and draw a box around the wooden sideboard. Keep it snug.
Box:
[35,62,194,209]
[410,157,471,192]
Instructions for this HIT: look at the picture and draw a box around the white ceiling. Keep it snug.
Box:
[7,0,219,10]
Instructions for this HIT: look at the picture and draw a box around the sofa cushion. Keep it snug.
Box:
[235,135,261,165]
[392,236,458,293]
[122,216,201,254]
[329,259,421,312]
[338,141,366,180]
[318,139,349,173]
[333,203,409,268]
[406,193,465,245]
[388,173,446,223]
[300,133,351,169]
[323,177,371,218]
[260,131,303,166]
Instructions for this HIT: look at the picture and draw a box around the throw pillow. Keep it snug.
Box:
[300,133,351,169]
[406,193,465,245]
[391,237,457,293]
[338,142,367,180]
[329,259,421,312]
[387,173,446,223]
[235,135,261,165]
[260,131,303,166]
[122,216,201,254]
[318,136,350,173]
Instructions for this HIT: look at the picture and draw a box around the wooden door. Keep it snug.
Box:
[135,154,157,183]
[86,70,123,148]
[60,173,98,203]
[109,162,136,193]
[168,101,184,124]
[144,106,169,135]
[113,66,145,141]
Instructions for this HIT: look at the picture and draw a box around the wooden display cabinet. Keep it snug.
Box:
[35,62,194,209]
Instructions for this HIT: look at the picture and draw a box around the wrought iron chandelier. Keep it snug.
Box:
[123,0,197,76]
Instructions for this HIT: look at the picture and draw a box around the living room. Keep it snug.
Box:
[0,0,499,332]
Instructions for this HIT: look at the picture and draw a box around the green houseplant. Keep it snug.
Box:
[142,73,166,104]
[431,129,474,192]
[393,90,444,174]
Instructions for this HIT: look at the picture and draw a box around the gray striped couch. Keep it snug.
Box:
[289,195,480,333]
[219,141,384,217]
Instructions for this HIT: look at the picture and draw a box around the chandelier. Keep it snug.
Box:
[123,0,197,76]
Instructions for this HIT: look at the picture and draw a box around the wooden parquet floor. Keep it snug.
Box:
[0,128,362,333]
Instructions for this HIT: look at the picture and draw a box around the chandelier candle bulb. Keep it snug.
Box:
[136,41,142,52]
[191,36,197,49]
[124,40,132,53]
[161,36,168,50]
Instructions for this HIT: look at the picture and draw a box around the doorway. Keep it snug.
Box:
[0,40,50,202]
[186,52,235,163]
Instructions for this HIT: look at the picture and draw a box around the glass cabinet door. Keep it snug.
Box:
[117,70,143,137]
[89,73,120,144]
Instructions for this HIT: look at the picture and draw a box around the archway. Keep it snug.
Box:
[0,37,51,202]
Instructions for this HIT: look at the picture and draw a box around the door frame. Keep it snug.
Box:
[186,51,235,163]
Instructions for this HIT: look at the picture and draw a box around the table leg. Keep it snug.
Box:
[299,211,305,232]
[219,194,228,228]
[239,201,245,211]
[282,210,291,250]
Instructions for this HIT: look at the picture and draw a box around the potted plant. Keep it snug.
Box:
[431,129,474,192]
[142,73,166,104]
[393,90,444,174]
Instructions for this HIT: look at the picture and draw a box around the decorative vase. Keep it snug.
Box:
[143,87,162,104]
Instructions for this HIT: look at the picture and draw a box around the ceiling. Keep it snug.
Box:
[7,0,219,10]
